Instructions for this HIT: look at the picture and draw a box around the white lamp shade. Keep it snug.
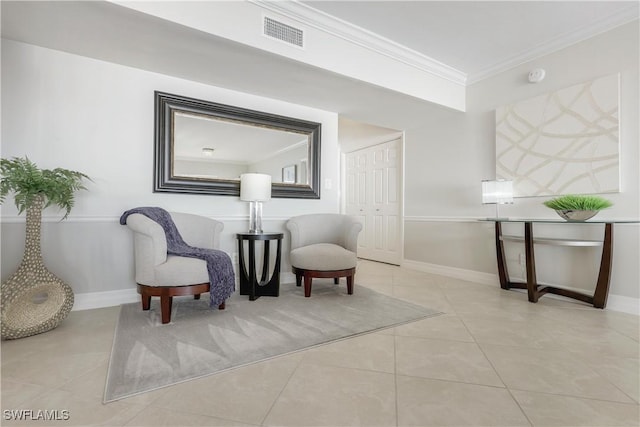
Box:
[482,180,513,204]
[240,173,272,202]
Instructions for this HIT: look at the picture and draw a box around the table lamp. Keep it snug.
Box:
[482,179,513,218]
[240,173,272,233]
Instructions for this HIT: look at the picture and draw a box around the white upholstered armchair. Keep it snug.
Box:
[123,212,226,323]
[286,213,362,297]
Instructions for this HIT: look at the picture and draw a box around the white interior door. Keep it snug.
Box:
[345,139,402,265]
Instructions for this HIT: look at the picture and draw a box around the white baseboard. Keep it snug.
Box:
[401,259,639,316]
[72,272,298,311]
[73,288,139,311]
[606,294,640,316]
[401,259,499,286]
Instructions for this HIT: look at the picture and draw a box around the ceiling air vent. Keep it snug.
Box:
[263,16,304,48]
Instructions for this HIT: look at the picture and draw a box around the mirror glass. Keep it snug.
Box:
[173,112,309,184]
[154,92,321,198]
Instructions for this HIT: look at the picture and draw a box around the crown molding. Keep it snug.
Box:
[249,0,467,86]
[467,7,639,84]
[251,1,637,87]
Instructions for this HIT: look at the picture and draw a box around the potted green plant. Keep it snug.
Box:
[0,157,90,339]
[543,194,613,221]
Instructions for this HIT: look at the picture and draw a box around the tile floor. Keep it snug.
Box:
[1,260,639,426]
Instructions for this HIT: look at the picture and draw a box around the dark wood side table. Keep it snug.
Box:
[236,232,283,301]
[483,219,638,308]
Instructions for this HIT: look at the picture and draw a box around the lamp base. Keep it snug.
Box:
[248,201,263,234]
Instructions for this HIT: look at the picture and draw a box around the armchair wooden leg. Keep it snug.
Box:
[141,295,151,311]
[218,302,226,310]
[137,283,211,325]
[292,267,356,297]
[160,296,173,324]
[347,275,354,295]
[304,274,313,298]
[296,274,302,287]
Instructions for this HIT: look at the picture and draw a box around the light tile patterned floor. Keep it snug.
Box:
[2,260,639,426]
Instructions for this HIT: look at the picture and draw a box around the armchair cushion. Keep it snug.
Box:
[290,243,357,271]
[154,256,209,287]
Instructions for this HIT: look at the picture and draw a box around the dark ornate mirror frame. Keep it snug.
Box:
[154,91,321,199]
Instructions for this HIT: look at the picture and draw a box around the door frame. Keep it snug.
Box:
[340,135,405,265]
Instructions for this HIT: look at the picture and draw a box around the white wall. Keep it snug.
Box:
[1,39,340,298]
[338,117,403,154]
[403,22,639,309]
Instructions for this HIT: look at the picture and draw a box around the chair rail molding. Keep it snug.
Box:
[404,215,485,222]
[0,215,296,223]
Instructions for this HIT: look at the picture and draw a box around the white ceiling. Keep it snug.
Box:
[302,1,639,83]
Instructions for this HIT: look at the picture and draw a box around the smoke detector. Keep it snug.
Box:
[528,68,546,83]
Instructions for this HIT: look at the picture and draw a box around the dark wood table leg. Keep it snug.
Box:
[255,239,281,298]
[238,239,249,296]
[495,222,511,289]
[261,241,271,283]
[593,223,613,309]
[524,222,539,303]
[273,238,281,297]
[248,240,257,301]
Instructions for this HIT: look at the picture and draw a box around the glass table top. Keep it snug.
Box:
[479,218,640,224]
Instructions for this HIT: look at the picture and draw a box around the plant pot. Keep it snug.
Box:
[555,209,599,221]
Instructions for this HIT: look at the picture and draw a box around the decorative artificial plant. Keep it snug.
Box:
[0,157,90,340]
[543,194,613,211]
[0,157,90,219]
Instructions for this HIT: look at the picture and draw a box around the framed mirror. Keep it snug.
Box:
[154,91,321,198]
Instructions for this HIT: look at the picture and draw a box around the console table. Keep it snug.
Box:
[483,219,638,308]
[236,232,283,301]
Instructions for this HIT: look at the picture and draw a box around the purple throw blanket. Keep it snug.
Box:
[120,207,235,308]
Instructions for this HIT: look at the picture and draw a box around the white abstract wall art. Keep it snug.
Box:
[495,73,620,197]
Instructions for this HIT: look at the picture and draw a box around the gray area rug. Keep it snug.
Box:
[104,283,441,402]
